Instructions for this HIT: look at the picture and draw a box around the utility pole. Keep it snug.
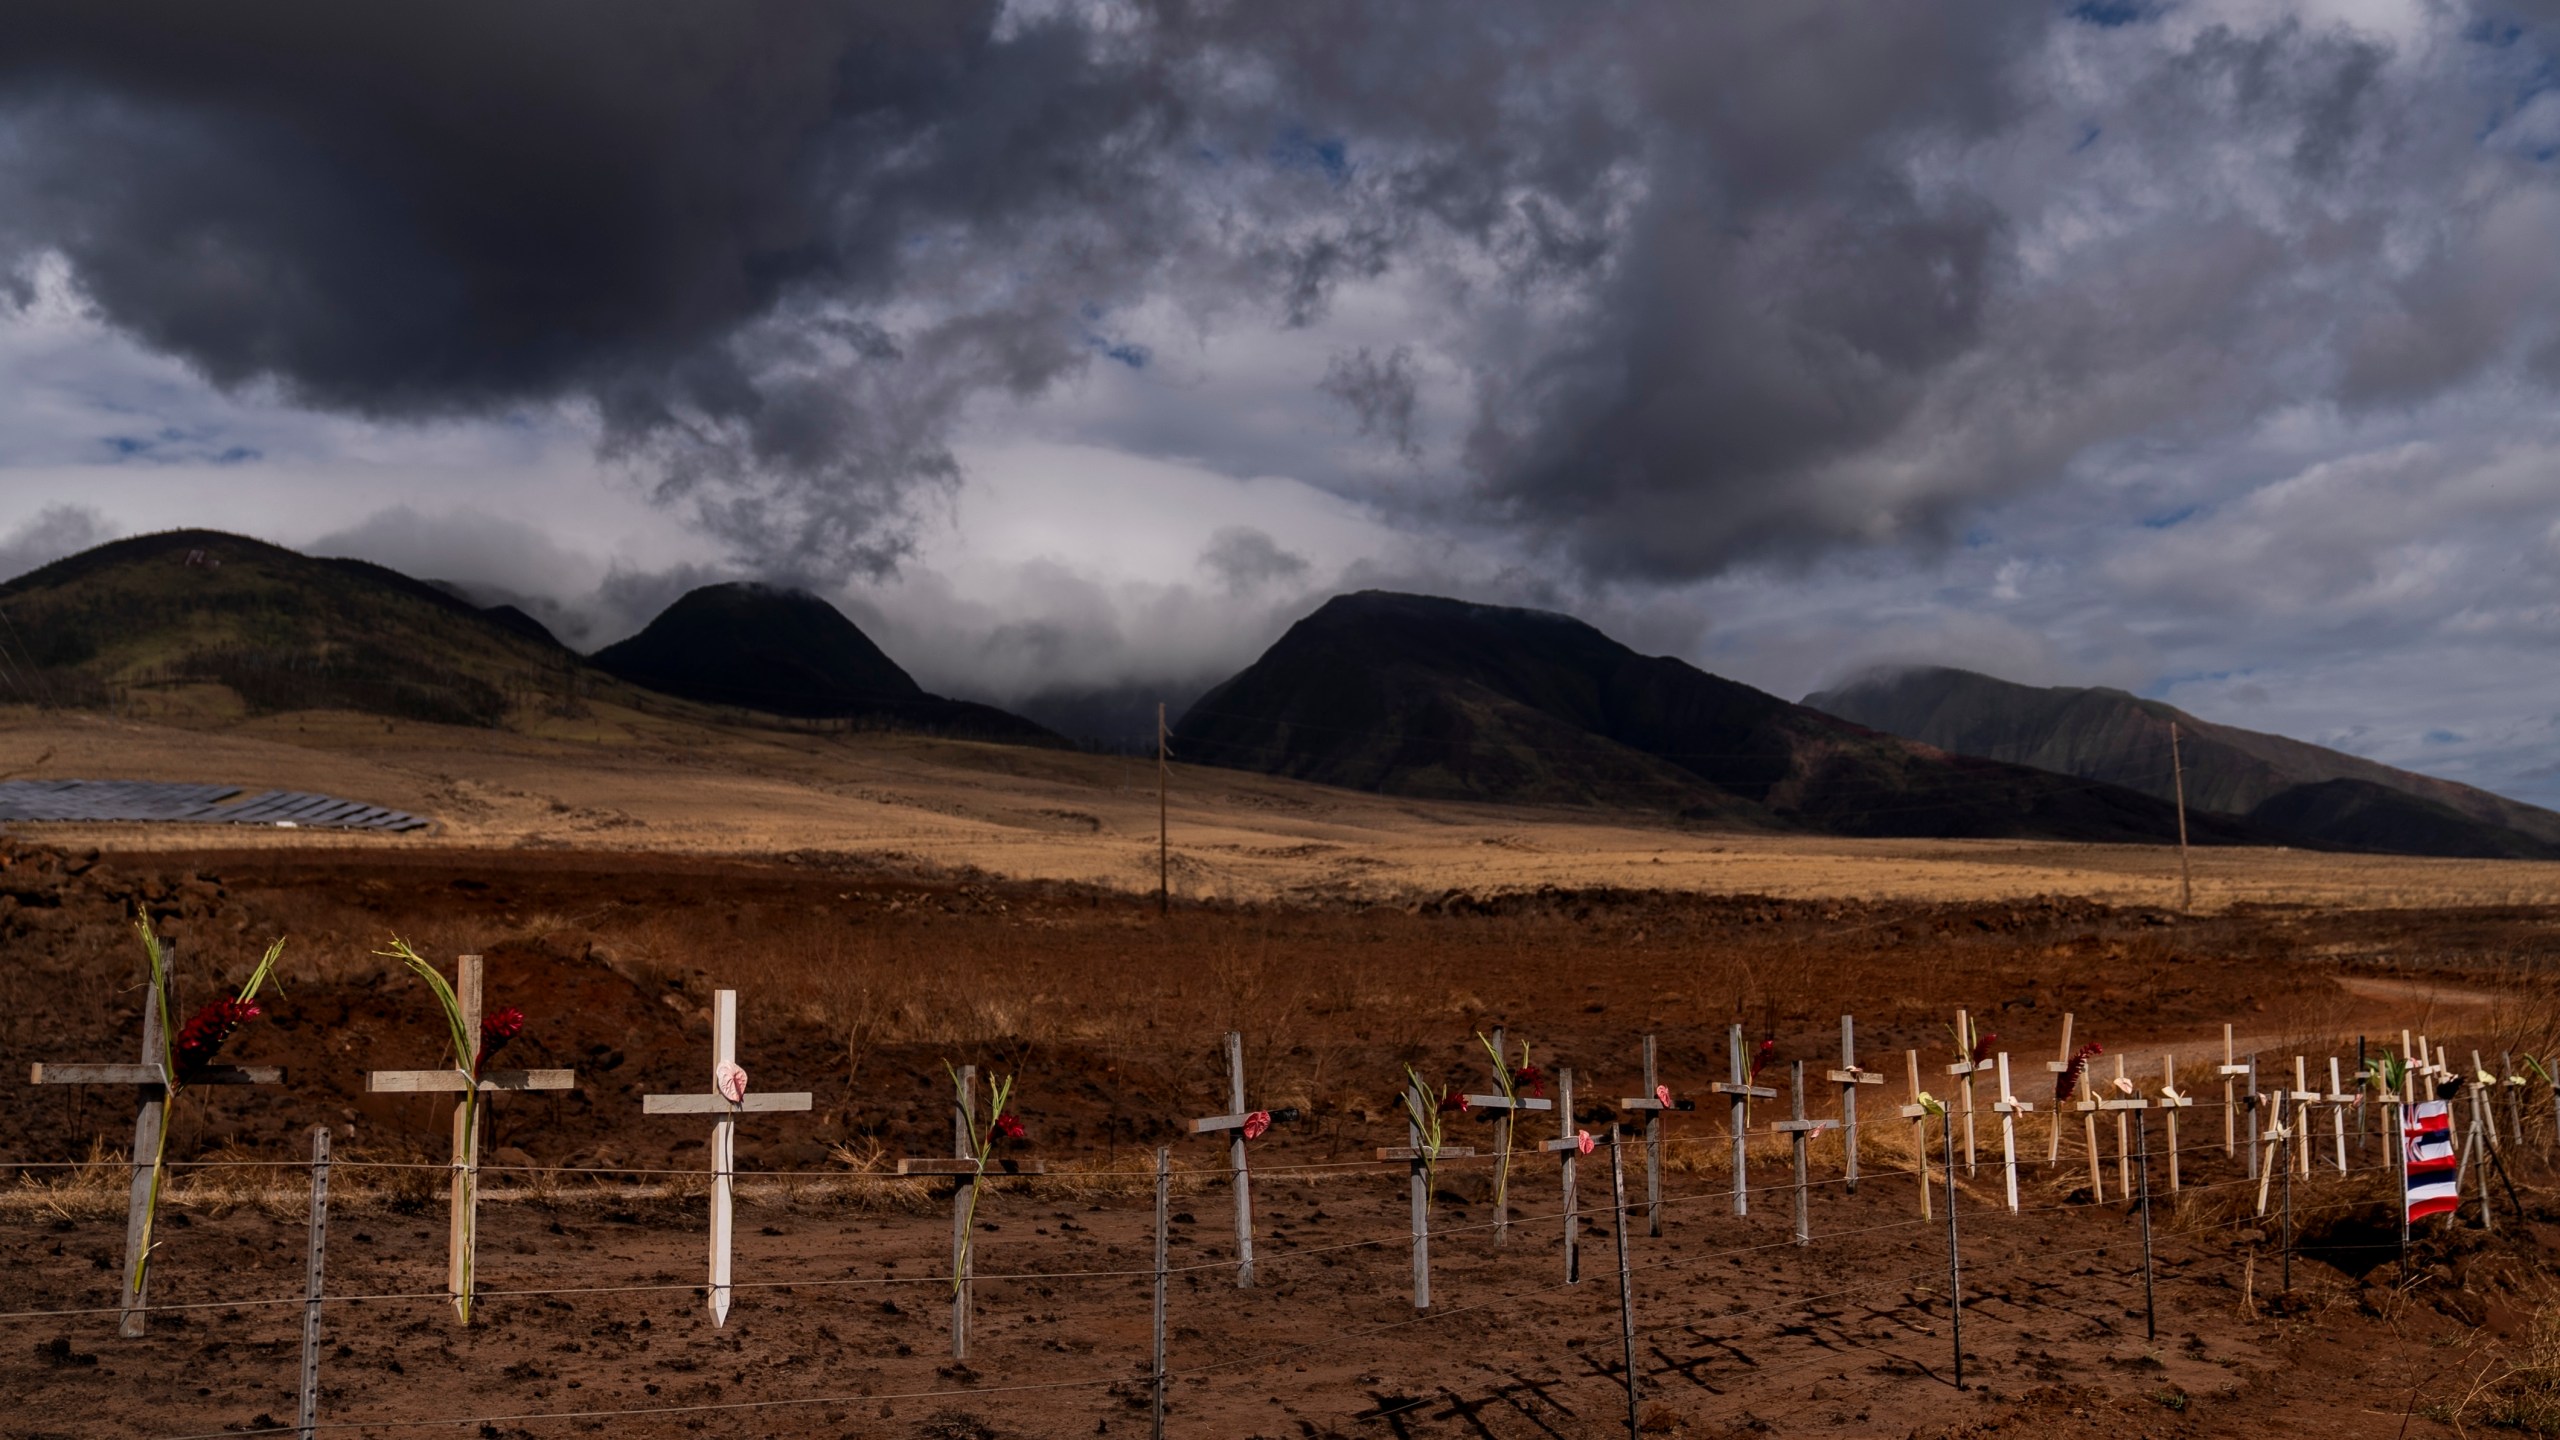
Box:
[2169,720,2193,913]
[1157,702,1169,916]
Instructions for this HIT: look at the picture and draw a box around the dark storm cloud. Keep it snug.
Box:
[11,2,2560,587]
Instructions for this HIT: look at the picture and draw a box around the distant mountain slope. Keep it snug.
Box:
[591,583,1055,743]
[1803,666,2560,859]
[1173,591,2248,842]
[0,528,574,726]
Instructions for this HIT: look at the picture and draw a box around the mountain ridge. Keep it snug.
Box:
[1173,590,2251,843]
[1804,665,2560,859]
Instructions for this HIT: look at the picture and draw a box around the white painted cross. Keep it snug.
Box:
[1188,1030,1292,1286]
[1708,1023,1775,1217]
[1463,1025,1552,1246]
[364,954,575,1325]
[1615,1033,1691,1235]
[1826,1016,1884,1193]
[1771,1060,1838,1245]
[1537,1065,1595,1284]
[639,989,810,1326]
[1989,1053,2034,1214]
[29,949,285,1337]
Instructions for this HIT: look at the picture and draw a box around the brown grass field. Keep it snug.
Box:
[5,709,2560,1437]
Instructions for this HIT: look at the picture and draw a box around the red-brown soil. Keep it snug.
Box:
[6,840,2560,1438]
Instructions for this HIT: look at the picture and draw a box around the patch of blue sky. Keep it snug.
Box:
[2064,0,2152,29]
[2071,122,2102,154]
[2425,729,2466,745]
[1269,126,1350,185]
[2140,504,2200,530]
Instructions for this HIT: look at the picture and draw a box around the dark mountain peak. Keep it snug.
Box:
[591,582,925,716]
[591,582,1054,743]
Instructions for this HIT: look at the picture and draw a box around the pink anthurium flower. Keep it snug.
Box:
[1576,1130,1596,1155]
[716,1061,749,1103]
[1242,1110,1272,1140]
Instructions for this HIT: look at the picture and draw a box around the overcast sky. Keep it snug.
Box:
[5,0,2560,802]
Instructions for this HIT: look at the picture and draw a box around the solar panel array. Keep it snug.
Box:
[0,779,430,831]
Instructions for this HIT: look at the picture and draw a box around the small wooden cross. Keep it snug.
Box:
[1771,1061,1837,1245]
[1944,1009,1993,1175]
[1615,1033,1692,1235]
[2253,1081,2292,1217]
[1897,1049,1932,1221]
[2106,1054,2141,1193]
[1464,1025,1553,1245]
[2070,1053,2107,1202]
[2322,1056,2354,1175]
[2096,1058,2150,1202]
[1188,1031,1291,1286]
[639,989,810,1326]
[1376,1072,1476,1310]
[364,954,575,1325]
[1989,1053,2034,1214]
[1826,1015,1884,1193]
[895,1063,1044,1361]
[29,946,285,1337]
[1708,1023,1775,1217]
[2216,1023,2247,1158]
[2288,1058,2322,1180]
[2043,1012,2077,1164]
[1536,1065,1595,1283]
[2157,1054,2194,1192]
[2469,1050,2501,1151]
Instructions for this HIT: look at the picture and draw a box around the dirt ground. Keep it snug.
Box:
[5,833,2560,1438]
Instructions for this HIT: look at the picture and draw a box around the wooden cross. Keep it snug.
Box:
[2501,1050,2527,1150]
[2241,1054,2262,1182]
[1615,1033,1692,1235]
[2157,1054,2194,1192]
[2470,1050,2502,1151]
[2096,1061,2150,1203]
[1944,1009,1992,1175]
[2254,1080,2291,1217]
[1188,1031,1287,1286]
[2109,1055,2137,1194]
[2322,1057,2354,1175]
[2288,1058,2321,1179]
[1708,1023,1775,1217]
[1463,1025,1553,1245]
[2216,1024,2246,1158]
[638,989,810,1326]
[365,954,574,1325]
[1897,1049,1933,1221]
[1989,1053,2034,1214]
[1536,1066,1594,1283]
[2043,1012,2076,1164]
[1376,1072,1475,1310]
[1826,1015,1885,1193]
[2071,1057,2106,1202]
[29,948,285,1337]
[894,1063,1045,1361]
[1771,1060,1837,1245]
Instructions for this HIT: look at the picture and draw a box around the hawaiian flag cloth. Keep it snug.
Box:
[2403,1099,2460,1223]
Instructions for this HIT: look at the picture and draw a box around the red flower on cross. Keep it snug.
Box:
[173,997,262,1071]
[993,1110,1027,1142]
